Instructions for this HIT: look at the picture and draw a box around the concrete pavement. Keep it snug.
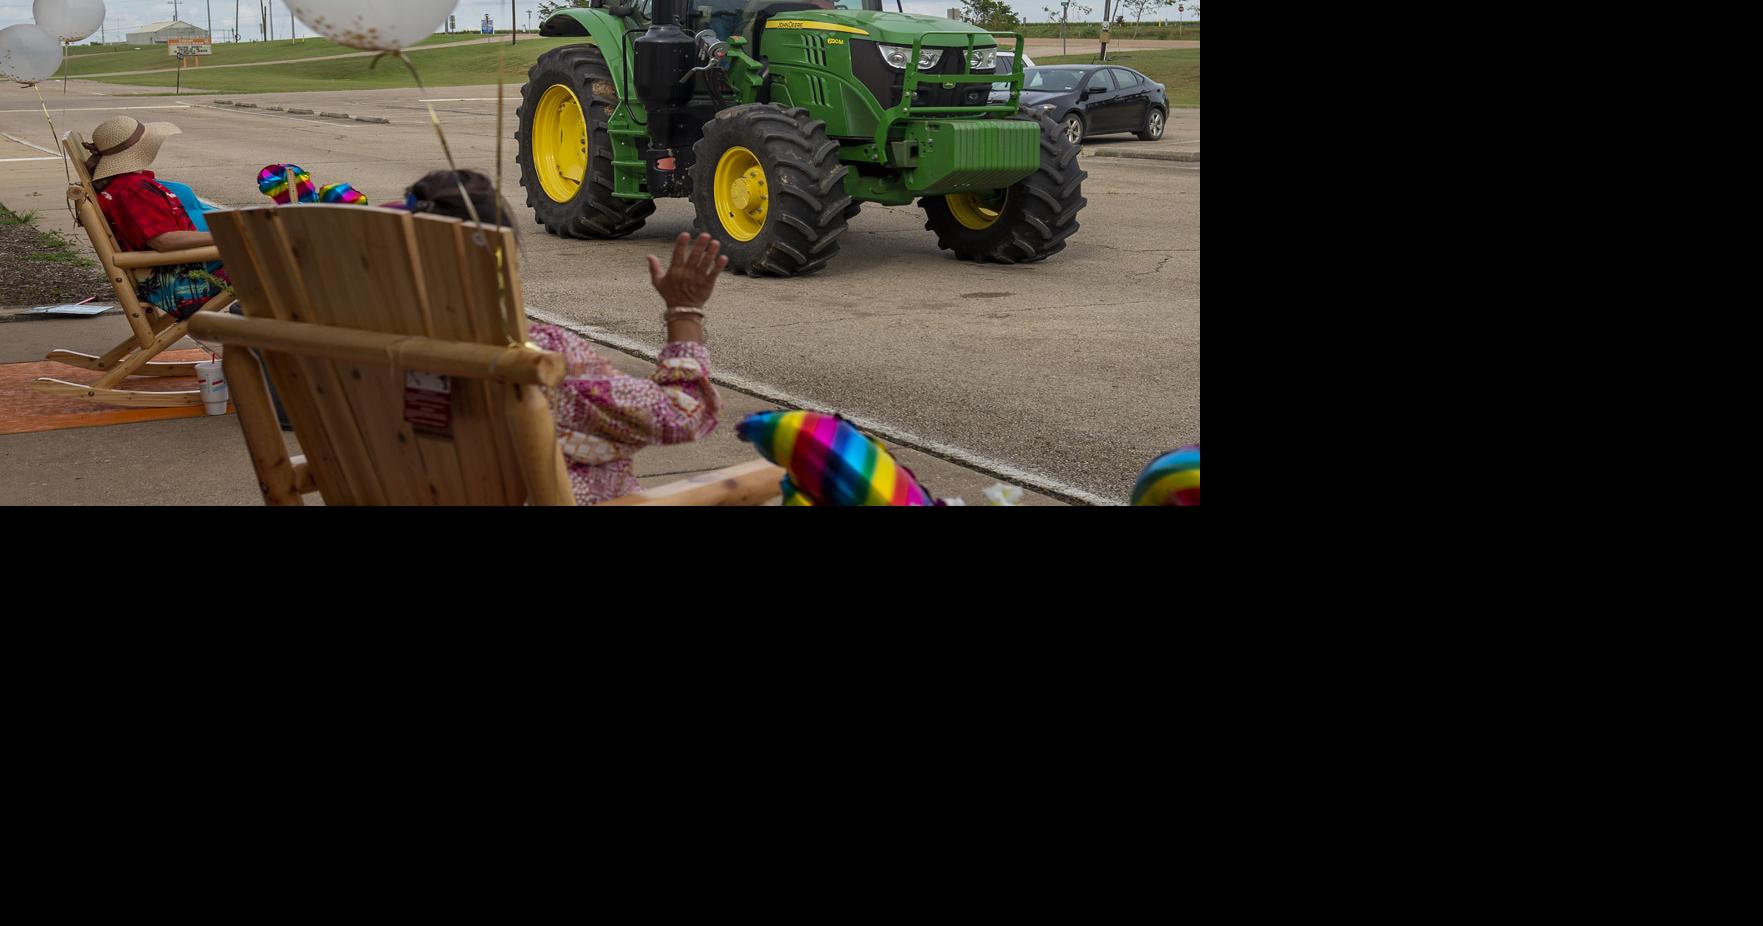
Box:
[1,78,1196,503]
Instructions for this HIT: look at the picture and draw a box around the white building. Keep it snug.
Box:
[124,21,211,46]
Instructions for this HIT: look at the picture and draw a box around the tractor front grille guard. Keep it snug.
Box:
[870,30,1024,156]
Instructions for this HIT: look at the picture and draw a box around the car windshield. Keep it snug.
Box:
[1023,68,1083,92]
[991,53,1028,91]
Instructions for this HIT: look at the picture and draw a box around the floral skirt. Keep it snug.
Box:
[137,261,230,320]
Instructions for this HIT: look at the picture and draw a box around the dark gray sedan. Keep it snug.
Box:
[1015,65,1169,144]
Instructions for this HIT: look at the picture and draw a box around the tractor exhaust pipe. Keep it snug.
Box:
[633,0,697,148]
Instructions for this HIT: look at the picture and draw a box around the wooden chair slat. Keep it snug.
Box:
[262,353,355,503]
[411,215,523,503]
[332,364,433,505]
[413,434,472,505]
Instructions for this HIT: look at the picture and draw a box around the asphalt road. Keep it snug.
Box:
[0,80,1198,503]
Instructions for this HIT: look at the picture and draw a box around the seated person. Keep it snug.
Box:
[84,116,228,321]
[400,169,728,505]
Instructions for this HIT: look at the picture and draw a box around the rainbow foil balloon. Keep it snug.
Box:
[257,164,317,204]
[737,411,936,506]
[1130,446,1200,506]
[319,182,368,205]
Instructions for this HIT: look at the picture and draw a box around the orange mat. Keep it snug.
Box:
[0,349,234,436]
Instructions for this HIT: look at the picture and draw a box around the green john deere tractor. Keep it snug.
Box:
[516,0,1086,276]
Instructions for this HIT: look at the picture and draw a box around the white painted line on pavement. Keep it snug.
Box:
[0,105,192,113]
[0,156,62,162]
[1,133,58,155]
[526,306,1122,506]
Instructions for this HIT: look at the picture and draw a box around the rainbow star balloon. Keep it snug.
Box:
[737,411,936,506]
[318,182,368,205]
[257,164,317,204]
[1130,446,1200,506]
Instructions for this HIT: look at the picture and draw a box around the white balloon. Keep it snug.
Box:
[0,23,64,84]
[33,0,107,44]
[288,0,458,53]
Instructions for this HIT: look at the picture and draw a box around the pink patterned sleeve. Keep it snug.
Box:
[528,323,720,451]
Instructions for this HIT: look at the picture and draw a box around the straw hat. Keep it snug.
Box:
[85,116,182,182]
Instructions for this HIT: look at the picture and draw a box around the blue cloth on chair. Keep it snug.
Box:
[155,179,211,232]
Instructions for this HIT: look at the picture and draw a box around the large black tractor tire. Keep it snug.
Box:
[919,106,1087,264]
[691,104,852,277]
[516,44,654,239]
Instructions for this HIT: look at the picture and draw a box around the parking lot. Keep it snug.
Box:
[1,79,1197,503]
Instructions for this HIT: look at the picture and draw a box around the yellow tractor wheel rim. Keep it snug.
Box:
[714,146,768,241]
[533,83,587,203]
[947,191,1007,230]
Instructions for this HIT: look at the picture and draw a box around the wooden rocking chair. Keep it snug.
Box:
[186,203,782,506]
[29,131,237,408]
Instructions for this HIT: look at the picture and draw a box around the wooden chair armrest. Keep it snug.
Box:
[112,246,222,269]
[595,459,785,506]
[187,313,565,386]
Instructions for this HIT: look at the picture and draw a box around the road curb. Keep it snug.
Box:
[1085,148,1199,163]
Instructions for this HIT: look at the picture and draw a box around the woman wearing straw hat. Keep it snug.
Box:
[86,115,229,321]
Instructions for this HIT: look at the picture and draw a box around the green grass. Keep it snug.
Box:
[76,37,580,92]
[59,33,489,78]
[1038,48,1198,106]
[0,206,95,269]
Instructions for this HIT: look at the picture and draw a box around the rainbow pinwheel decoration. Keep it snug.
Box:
[737,410,936,506]
[257,163,317,204]
[318,182,368,205]
[1129,446,1200,506]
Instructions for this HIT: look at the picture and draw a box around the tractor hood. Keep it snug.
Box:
[768,11,999,49]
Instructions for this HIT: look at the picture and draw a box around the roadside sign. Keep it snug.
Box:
[166,37,212,56]
[481,15,494,35]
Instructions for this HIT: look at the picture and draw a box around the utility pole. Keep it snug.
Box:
[1099,0,1111,61]
[512,1,518,44]
[290,5,295,40]
[207,1,212,41]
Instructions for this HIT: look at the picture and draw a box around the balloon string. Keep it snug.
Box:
[388,53,483,228]
[387,51,518,346]
[495,49,506,249]
[33,83,71,186]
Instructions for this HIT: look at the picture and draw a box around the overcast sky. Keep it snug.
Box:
[2,1,1196,39]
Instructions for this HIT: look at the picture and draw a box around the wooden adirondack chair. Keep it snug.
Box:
[186,203,782,506]
[29,131,237,407]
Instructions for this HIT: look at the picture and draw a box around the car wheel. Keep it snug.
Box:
[1062,112,1085,145]
[1137,107,1166,141]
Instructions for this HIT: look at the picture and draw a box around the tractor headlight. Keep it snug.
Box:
[878,44,943,70]
[969,47,997,72]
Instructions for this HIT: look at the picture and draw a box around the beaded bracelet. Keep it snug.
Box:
[663,306,707,341]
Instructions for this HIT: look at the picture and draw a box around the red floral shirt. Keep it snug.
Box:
[96,170,195,252]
